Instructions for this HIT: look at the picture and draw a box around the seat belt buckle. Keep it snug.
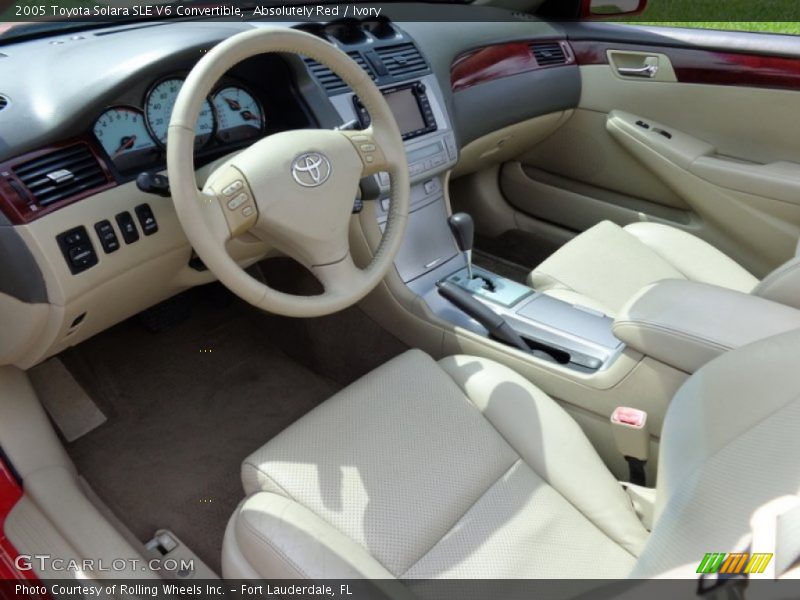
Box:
[610,407,649,486]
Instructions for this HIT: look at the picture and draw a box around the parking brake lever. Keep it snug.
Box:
[438,282,529,352]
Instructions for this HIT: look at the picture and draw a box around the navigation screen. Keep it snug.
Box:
[384,88,426,136]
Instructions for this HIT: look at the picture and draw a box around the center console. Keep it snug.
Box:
[321,27,622,375]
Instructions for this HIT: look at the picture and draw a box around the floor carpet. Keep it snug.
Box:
[63,287,350,574]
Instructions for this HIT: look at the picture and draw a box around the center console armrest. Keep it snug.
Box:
[613,280,800,373]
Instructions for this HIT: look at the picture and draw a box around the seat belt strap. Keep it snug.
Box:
[753,496,800,578]
[697,495,800,598]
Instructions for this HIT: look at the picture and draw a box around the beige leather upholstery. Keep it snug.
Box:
[752,255,800,311]
[224,332,800,579]
[224,349,647,579]
[613,280,800,373]
[632,328,800,577]
[528,220,759,316]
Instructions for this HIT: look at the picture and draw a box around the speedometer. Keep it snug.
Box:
[93,107,156,171]
[212,86,264,144]
[145,78,215,149]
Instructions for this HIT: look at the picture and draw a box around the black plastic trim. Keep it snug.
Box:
[0,211,48,303]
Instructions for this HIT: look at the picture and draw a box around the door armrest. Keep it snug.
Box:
[606,109,715,170]
[613,280,800,373]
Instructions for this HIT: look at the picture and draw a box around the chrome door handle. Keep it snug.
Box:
[617,65,658,78]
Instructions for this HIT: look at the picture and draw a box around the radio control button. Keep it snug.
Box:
[222,180,243,196]
[227,193,249,210]
[359,143,376,152]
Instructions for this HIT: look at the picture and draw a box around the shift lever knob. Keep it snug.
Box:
[448,212,474,253]
[448,212,475,280]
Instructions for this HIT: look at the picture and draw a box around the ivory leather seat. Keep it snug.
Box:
[222,331,800,579]
[528,220,800,316]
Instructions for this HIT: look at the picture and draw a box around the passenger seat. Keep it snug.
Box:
[528,220,800,316]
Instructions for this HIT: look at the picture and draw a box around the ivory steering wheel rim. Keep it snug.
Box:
[167,27,410,317]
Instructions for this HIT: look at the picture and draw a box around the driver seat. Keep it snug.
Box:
[222,331,800,579]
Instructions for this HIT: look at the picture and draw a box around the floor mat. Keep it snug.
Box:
[28,358,106,442]
[63,288,341,574]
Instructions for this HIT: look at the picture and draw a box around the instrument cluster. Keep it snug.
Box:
[92,76,265,173]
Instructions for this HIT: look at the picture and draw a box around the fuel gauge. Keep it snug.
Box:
[213,86,264,144]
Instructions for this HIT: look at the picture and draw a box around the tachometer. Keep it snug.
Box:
[145,78,215,148]
[93,107,157,170]
[212,86,264,144]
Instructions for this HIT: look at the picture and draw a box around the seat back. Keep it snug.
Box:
[753,240,800,310]
[632,328,800,577]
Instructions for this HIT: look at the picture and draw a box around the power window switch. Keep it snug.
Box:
[94,220,119,253]
[115,211,140,244]
[134,203,158,236]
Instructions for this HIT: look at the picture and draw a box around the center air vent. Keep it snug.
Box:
[304,51,375,94]
[530,42,569,67]
[374,43,428,78]
[0,95,8,111]
[13,143,110,207]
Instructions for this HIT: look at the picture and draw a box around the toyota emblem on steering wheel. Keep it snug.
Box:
[291,152,332,187]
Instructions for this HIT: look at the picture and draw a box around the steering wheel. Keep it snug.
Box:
[168,27,409,317]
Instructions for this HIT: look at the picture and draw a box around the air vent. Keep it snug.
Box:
[13,144,110,207]
[0,95,7,111]
[305,51,375,94]
[530,42,568,67]
[374,43,428,78]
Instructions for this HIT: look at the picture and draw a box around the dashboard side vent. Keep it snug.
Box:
[374,43,428,77]
[13,144,110,207]
[0,95,7,111]
[530,42,568,67]
[304,51,375,94]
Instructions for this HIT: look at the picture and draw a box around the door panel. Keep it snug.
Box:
[502,27,800,276]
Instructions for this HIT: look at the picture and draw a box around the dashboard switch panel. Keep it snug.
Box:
[134,203,158,236]
[94,220,120,253]
[56,226,98,274]
[115,211,140,244]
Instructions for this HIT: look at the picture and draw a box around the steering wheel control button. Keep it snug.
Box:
[227,193,249,210]
[134,204,159,236]
[115,211,140,244]
[56,226,98,274]
[94,220,120,254]
[242,205,255,217]
[222,180,243,196]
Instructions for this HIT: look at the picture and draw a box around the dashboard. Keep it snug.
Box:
[0,8,579,369]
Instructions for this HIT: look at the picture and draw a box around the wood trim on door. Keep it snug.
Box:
[572,40,800,90]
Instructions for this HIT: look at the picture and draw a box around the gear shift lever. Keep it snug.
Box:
[448,212,475,280]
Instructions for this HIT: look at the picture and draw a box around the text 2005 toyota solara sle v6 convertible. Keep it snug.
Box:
[0,0,799,593]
